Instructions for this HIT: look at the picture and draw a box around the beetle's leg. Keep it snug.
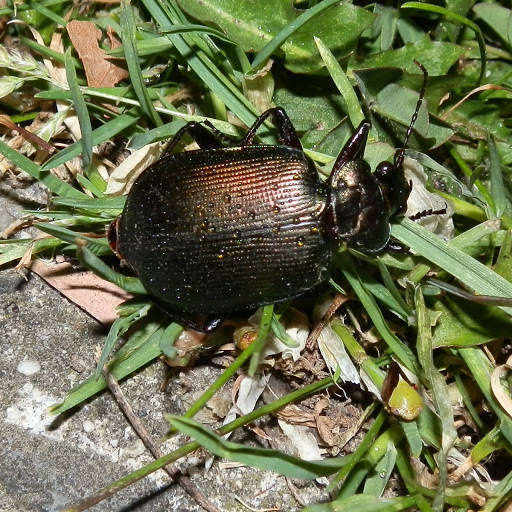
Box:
[202,120,239,146]
[160,122,223,159]
[241,107,301,149]
[328,121,370,187]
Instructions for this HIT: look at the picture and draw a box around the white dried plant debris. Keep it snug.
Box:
[447,447,493,485]
[248,307,309,361]
[105,142,163,196]
[278,420,323,461]
[223,373,271,426]
[318,324,359,384]
[278,420,328,485]
[17,109,69,157]
[242,59,274,114]
[404,157,454,240]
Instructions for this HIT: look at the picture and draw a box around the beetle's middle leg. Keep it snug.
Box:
[161,121,224,159]
[241,107,302,149]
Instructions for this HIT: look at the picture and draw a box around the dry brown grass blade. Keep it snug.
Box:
[441,84,510,119]
[0,114,55,153]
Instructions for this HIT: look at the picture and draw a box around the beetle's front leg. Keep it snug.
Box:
[241,107,302,149]
[161,121,224,159]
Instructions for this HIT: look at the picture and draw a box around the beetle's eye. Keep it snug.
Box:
[107,218,120,256]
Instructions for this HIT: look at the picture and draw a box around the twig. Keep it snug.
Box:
[306,293,349,349]
[102,367,221,512]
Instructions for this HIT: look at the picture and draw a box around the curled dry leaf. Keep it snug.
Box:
[66,20,128,88]
[105,143,162,196]
[276,404,316,427]
[490,354,512,418]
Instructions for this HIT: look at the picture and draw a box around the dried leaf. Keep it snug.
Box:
[66,20,128,87]
[31,259,132,325]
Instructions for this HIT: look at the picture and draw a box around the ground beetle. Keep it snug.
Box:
[108,65,428,332]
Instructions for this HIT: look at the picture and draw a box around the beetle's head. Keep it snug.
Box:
[326,159,393,252]
[107,217,123,259]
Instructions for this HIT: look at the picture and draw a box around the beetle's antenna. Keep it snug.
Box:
[394,60,428,170]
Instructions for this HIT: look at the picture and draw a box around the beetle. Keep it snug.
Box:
[108,66,427,333]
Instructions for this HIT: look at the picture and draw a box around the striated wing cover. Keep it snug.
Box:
[119,145,330,314]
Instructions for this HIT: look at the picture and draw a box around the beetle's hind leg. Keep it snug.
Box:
[161,121,224,159]
[242,107,302,149]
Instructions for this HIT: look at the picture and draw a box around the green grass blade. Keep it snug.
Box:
[488,135,507,219]
[120,0,162,127]
[50,322,167,414]
[167,415,349,479]
[337,253,420,374]
[141,0,260,130]
[0,237,62,267]
[391,218,512,317]
[0,139,87,199]
[415,287,456,512]
[41,111,139,171]
[94,303,152,378]
[64,47,93,174]
[304,494,416,512]
[314,36,365,129]
[458,347,512,445]
[19,36,81,67]
[52,196,126,211]
[35,222,110,254]
[78,245,147,294]
[31,2,67,26]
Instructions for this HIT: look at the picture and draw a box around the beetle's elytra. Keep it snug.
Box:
[109,68,427,332]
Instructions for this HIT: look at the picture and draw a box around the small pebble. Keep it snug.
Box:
[83,420,95,433]
[17,360,41,376]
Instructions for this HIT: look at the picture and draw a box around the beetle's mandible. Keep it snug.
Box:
[108,66,428,332]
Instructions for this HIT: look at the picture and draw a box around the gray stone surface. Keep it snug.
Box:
[0,179,323,511]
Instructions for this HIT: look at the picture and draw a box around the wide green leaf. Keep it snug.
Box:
[177,0,374,73]
[353,36,464,76]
